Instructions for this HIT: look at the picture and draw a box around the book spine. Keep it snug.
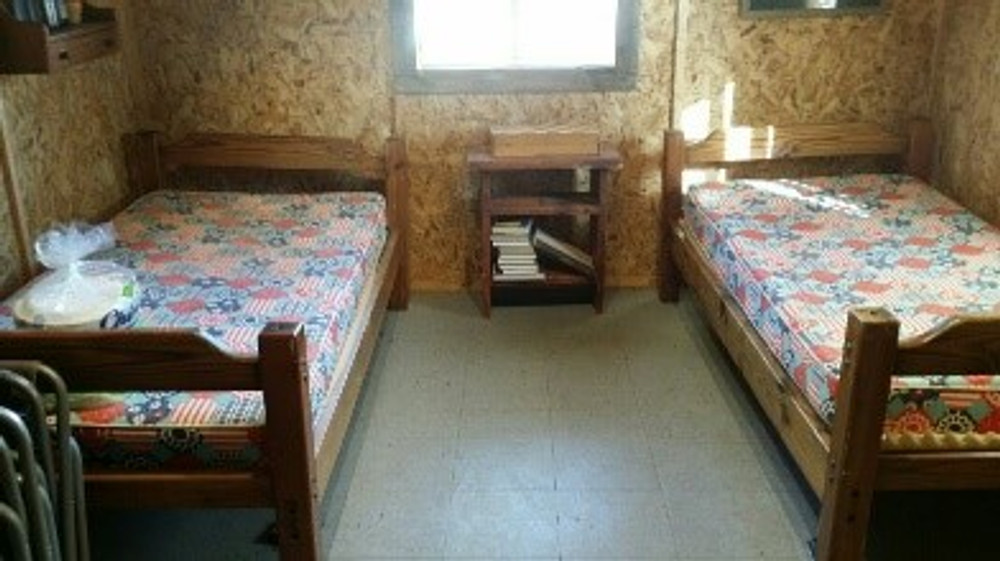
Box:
[532,228,595,276]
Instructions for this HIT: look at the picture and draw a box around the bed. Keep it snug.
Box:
[659,121,1000,561]
[0,132,410,560]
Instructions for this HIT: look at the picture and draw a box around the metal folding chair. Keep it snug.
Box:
[0,502,32,561]
[1,436,31,561]
[0,362,89,561]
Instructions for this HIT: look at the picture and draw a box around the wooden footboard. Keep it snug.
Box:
[0,132,411,561]
[661,121,1000,561]
[0,324,320,556]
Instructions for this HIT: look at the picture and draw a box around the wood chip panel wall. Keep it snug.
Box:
[0,161,22,295]
[129,0,393,153]
[678,0,939,136]
[932,2,1000,224]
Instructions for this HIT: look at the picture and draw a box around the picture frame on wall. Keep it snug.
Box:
[741,0,885,18]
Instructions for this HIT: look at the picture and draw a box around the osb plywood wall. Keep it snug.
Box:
[678,0,939,136]
[0,156,22,295]
[931,2,1000,224]
[130,0,392,151]
[0,0,136,296]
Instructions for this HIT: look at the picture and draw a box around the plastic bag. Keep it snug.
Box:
[34,221,116,269]
[10,222,139,329]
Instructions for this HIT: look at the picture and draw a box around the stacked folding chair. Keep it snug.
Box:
[0,362,89,561]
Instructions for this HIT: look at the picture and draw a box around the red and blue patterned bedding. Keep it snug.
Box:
[687,174,1000,449]
[0,190,387,469]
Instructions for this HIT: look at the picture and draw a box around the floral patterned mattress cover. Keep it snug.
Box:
[686,174,1000,450]
[0,190,387,469]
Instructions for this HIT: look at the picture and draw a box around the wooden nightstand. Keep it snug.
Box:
[468,147,621,317]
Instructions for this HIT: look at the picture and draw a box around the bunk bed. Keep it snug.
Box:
[659,121,1000,561]
[0,132,410,561]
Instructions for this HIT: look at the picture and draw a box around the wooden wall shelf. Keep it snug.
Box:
[0,6,119,74]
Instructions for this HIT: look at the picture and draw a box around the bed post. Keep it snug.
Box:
[660,130,685,302]
[259,323,319,561]
[122,131,165,197]
[904,119,934,183]
[816,308,899,561]
[386,136,410,310]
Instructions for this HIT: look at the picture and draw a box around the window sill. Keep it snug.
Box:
[394,67,637,95]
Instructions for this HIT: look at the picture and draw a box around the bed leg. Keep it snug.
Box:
[660,236,682,302]
[904,119,934,183]
[122,130,164,197]
[386,136,410,311]
[660,130,685,302]
[389,262,409,310]
[815,308,899,561]
[259,323,320,561]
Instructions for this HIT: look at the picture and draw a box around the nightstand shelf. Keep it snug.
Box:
[492,269,592,288]
[488,194,601,216]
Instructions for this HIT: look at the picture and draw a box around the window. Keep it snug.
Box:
[741,0,885,17]
[391,0,639,94]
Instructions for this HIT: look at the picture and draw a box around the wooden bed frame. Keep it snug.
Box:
[0,132,410,560]
[659,121,1000,561]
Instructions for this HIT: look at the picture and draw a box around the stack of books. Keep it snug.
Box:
[533,228,595,277]
[491,219,544,281]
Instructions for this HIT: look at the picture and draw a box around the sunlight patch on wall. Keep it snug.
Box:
[724,126,753,161]
[682,168,727,191]
[721,81,736,130]
[680,98,712,142]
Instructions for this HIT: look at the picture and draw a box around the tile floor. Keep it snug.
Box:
[89,290,998,560]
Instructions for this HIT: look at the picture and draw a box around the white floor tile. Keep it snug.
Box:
[366,372,464,438]
[459,407,552,439]
[550,406,646,439]
[651,437,775,493]
[454,436,556,491]
[330,486,450,558]
[461,367,550,412]
[554,433,660,491]
[549,373,640,413]
[556,490,676,558]
[350,436,456,492]
[446,490,559,558]
[665,488,809,559]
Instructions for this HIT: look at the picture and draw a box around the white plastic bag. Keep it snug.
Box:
[10,222,139,329]
[34,221,116,270]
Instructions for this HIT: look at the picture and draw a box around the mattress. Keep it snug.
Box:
[686,174,1000,450]
[0,190,387,469]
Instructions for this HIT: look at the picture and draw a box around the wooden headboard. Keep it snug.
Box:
[125,133,390,183]
[123,131,405,195]
[686,122,920,163]
[663,120,934,195]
